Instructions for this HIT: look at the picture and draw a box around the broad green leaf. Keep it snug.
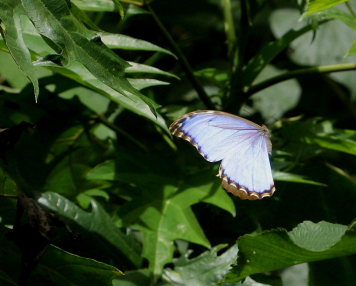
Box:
[0,0,39,101]
[226,220,356,282]
[162,245,238,286]
[21,0,158,115]
[100,33,176,58]
[273,171,326,186]
[34,245,123,286]
[38,192,142,267]
[304,0,348,16]
[87,159,235,278]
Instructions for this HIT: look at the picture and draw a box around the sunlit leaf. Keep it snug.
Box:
[0,0,39,101]
[100,33,176,58]
[304,0,348,16]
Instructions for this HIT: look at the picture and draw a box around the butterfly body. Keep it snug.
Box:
[170,110,275,200]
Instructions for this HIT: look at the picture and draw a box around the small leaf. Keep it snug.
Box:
[128,78,170,90]
[126,62,179,79]
[289,221,348,251]
[162,245,238,286]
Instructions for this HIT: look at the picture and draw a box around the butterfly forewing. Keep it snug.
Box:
[170,110,275,200]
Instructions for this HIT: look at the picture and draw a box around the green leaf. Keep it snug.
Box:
[304,0,348,16]
[273,171,326,186]
[162,245,238,286]
[289,221,348,251]
[128,78,170,90]
[34,245,123,285]
[0,0,39,101]
[194,68,229,87]
[100,32,176,58]
[38,192,142,267]
[112,0,125,18]
[76,189,110,209]
[226,220,356,282]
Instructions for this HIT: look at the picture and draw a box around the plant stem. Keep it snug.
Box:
[144,1,215,110]
[244,63,356,96]
[221,0,238,66]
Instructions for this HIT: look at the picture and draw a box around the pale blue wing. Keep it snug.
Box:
[170,110,275,200]
[219,132,275,199]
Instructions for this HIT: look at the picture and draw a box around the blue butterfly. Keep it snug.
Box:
[170,110,275,200]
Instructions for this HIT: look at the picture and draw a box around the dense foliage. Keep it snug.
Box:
[0,0,356,285]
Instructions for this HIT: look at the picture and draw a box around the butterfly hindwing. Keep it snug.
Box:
[170,110,275,200]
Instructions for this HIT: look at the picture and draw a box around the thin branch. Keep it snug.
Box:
[144,1,215,110]
[95,115,147,152]
[0,194,18,199]
[345,1,356,17]
[244,63,356,96]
